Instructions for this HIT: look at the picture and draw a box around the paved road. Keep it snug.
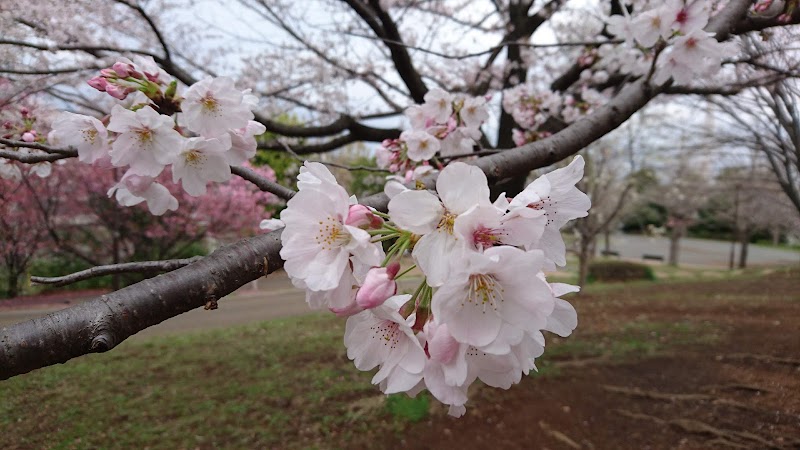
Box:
[0,270,426,339]
[603,234,800,267]
[1,236,797,336]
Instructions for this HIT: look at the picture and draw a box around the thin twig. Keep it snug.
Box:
[343,31,620,60]
[0,138,298,200]
[277,140,390,173]
[230,165,296,200]
[0,149,75,163]
[0,138,78,155]
[439,149,501,160]
[30,256,204,287]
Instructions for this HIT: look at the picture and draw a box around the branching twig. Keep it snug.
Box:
[230,165,296,200]
[0,139,299,200]
[30,256,204,287]
[0,138,78,155]
[277,140,390,173]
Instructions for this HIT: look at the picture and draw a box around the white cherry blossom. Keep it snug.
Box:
[47,112,109,163]
[280,162,382,291]
[182,77,255,137]
[421,88,453,123]
[172,135,233,196]
[107,105,183,177]
[402,130,440,161]
[431,246,554,348]
[388,162,491,286]
[107,172,178,216]
[226,120,266,165]
[508,156,591,267]
[344,295,426,394]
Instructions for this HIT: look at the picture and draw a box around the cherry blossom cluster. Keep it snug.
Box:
[502,85,606,146]
[46,57,266,215]
[605,0,739,85]
[276,156,590,417]
[0,101,55,180]
[376,88,489,179]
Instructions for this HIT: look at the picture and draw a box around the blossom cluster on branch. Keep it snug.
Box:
[38,56,267,215]
[376,88,489,180]
[606,0,738,85]
[0,98,55,179]
[276,156,590,416]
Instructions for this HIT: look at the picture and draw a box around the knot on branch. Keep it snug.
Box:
[90,333,115,352]
[89,307,118,352]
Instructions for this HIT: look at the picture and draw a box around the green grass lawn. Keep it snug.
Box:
[3,268,793,449]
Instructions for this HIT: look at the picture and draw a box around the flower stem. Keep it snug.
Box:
[394,264,417,280]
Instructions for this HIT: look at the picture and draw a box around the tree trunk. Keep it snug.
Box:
[738,229,750,269]
[6,270,19,299]
[771,227,781,246]
[668,225,682,267]
[577,236,594,288]
[111,234,121,291]
[604,227,611,253]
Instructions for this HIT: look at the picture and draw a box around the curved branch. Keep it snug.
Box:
[0,231,283,380]
[113,0,172,61]
[260,134,358,155]
[0,138,78,155]
[30,256,204,287]
[0,66,96,75]
[0,149,75,163]
[230,165,296,200]
[0,39,161,60]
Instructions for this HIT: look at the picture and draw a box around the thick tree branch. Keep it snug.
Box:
[30,257,204,287]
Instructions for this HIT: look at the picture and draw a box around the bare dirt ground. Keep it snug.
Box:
[394,269,800,450]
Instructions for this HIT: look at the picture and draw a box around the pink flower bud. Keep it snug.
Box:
[112,62,135,78]
[345,204,383,229]
[100,68,117,78]
[105,84,131,100]
[21,131,36,142]
[20,107,30,118]
[144,71,161,84]
[87,76,108,91]
[329,301,364,317]
[355,263,400,309]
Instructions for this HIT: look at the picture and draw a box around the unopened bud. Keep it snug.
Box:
[87,76,108,91]
[105,84,132,100]
[345,204,383,229]
[329,301,363,317]
[355,263,399,309]
[112,62,130,77]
